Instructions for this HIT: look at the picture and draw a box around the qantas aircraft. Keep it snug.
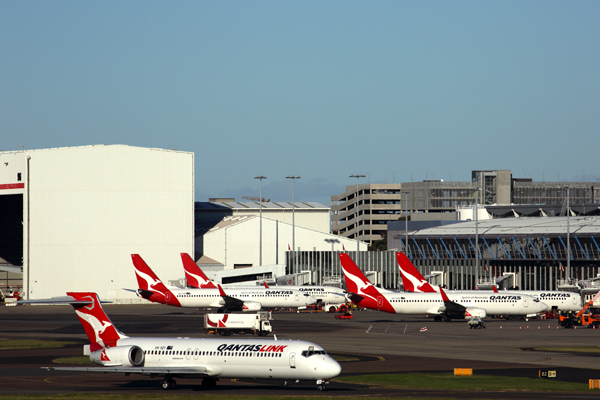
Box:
[42,292,341,390]
[181,253,346,308]
[339,253,548,321]
[133,254,316,311]
[396,252,582,312]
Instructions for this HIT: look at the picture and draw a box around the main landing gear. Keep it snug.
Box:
[161,378,176,390]
[201,377,218,388]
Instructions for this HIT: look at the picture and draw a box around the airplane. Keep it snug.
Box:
[339,253,548,321]
[133,254,316,311]
[181,253,346,309]
[41,292,341,390]
[396,252,582,312]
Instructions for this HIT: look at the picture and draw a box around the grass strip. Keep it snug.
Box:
[533,346,600,354]
[0,396,448,400]
[52,356,93,364]
[334,372,588,392]
[0,339,81,350]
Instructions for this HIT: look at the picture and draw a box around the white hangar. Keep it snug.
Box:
[0,145,194,302]
[196,201,366,272]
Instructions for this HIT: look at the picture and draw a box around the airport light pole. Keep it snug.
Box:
[255,176,266,266]
[402,190,410,255]
[474,187,481,289]
[565,185,571,282]
[350,174,365,257]
[286,175,300,274]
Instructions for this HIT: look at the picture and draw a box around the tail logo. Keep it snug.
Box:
[399,265,433,292]
[134,268,163,292]
[185,270,216,289]
[396,252,437,293]
[67,292,125,351]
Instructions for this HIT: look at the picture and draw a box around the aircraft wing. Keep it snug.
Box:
[44,366,208,376]
[220,294,245,309]
[215,284,249,311]
[438,288,466,317]
[17,296,112,305]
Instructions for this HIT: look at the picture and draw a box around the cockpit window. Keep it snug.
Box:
[301,346,327,358]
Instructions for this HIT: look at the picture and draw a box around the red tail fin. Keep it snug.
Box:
[339,253,395,313]
[181,253,217,289]
[339,253,375,295]
[396,252,438,293]
[66,292,126,352]
[131,255,180,306]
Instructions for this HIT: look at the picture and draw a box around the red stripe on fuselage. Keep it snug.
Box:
[0,183,24,190]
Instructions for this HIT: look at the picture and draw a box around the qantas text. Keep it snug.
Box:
[489,295,522,301]
[217,344,288,352]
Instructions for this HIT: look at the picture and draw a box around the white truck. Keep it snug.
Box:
[204,312,272,336]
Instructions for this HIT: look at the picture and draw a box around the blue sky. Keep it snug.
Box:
[2,1,599,205]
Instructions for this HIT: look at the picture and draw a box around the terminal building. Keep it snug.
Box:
[331,170,598,246]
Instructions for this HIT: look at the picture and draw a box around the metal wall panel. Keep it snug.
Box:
[23,145,194,302]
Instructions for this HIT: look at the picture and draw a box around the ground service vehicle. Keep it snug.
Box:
[468,317,486,329]
[205,312,272,336]
[559,291,600,329]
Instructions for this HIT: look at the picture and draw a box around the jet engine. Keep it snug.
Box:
[463,307,486,319]
[90,345,145,367]
[242,302,262,312]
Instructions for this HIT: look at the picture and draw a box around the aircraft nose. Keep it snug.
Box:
[327,358,342,378]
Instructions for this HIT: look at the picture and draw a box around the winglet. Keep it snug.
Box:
[216,283,227,297]
[492,285,498,293]
[263,281,269,289]
[439,287,451,303]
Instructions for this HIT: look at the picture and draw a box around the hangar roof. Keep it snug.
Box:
[196,201,329,210]
[406,216,600,237]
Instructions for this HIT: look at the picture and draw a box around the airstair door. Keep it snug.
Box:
[289,352,296,368]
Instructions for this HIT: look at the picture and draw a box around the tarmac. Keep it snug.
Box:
[1,303,600,398]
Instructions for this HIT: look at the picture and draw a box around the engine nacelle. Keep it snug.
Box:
[90,345,145,367]
[242,301,262,312]
[464,307,486,319]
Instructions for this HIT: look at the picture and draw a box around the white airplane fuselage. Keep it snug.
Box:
[278,286,346,305]
[356,289,548,316]
[104,337,340,381]
[497,290,581,312]
[169,287,316,309]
